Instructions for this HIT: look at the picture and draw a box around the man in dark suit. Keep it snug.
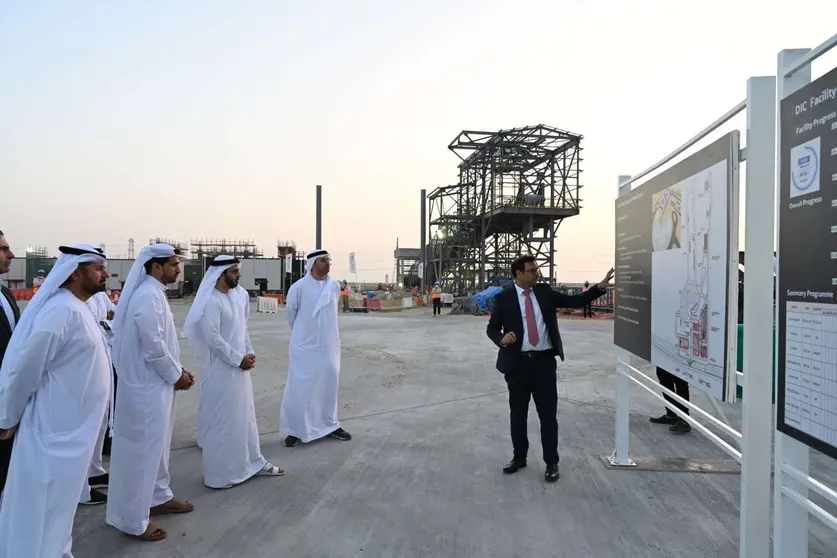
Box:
[487,255,613,482]
[0,230,20,494]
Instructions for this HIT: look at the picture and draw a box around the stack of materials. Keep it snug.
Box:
[448,285,505,316]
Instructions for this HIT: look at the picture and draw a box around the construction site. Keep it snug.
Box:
[3,125,608,316]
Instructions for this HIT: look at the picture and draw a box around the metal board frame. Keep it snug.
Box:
[776,63,837,462]
[614,132,741,402]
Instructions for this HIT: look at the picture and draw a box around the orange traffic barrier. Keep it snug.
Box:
[363,298,381,312]
[11,288,34,301]
[261,293,286,304]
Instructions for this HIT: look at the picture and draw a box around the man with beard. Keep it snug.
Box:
[106,244,196,543]
[487,255,613,482]
[183,255,284,488]
[280,249,351,447]
[0,231,20,497]
[0,244,111,558]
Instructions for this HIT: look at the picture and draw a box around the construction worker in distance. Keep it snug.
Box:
[582,280,593,318]
[341,279,352,312]
[32,269,46,293]
[430,282,442,316]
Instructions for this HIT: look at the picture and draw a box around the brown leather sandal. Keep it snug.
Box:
[130,522,167,542]
[150,498,195,516]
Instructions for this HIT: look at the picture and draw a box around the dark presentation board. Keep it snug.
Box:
[614,132,740,401]
[777,65,837,460]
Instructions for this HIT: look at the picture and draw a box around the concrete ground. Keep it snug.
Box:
[69,301,837,557]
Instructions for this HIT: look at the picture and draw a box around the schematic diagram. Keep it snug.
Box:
[650,159,727,398]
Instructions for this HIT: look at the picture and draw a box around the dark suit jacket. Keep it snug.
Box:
[0,285,21,487]
[486,282,607,375]
[0,285,21,365]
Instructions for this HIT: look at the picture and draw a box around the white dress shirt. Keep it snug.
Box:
[513,282,552,352]
[1,292,16,332]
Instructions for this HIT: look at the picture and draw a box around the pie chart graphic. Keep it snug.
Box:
[790,137,821,198]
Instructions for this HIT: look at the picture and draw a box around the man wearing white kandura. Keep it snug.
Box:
[78,288,118,506]
[0,244,112,558]
[106,243,196,543]
[183,254,284,489]
[280,249,352,447]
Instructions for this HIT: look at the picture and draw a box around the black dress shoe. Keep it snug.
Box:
[650,414,678,425]
[79,488,107,506]
[328,428,352,441]
[545,464,560,482]
[503,459,526,474]
[88,473,109,488]
[284,435,299,447]
[669,419,691,434]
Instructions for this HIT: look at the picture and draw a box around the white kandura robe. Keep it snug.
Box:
[106,278,181,536]
[0,290,110,558]
[84,291,116,482]
[279,276,342,443]
[197,288,266,488]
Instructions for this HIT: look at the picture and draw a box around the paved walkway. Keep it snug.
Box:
[69,305,837,557]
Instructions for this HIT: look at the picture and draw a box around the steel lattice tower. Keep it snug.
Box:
[426,124,583,295]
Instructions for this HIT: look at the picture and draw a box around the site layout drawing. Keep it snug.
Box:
[650,159,728,399]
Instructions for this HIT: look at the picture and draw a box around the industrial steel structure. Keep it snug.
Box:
[189,239,263,260]
[426,124,583,294]
[393,238,421,288]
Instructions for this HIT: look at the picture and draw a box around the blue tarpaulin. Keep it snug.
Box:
[472,286,503,313]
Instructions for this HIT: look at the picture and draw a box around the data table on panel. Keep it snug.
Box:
[785,301,837,446]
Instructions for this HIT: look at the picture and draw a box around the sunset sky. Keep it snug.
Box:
[2,0,837,283]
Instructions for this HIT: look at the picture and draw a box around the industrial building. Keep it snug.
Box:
[0,238,311,297]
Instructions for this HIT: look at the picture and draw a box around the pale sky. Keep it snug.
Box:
[2,1,837,283]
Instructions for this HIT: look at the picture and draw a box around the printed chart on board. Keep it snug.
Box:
[777,65,837,460]
[614,132,739,401]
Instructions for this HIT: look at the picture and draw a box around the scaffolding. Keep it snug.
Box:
[26,246,49,258]
[25,246,52,287]
[190,239,263,260]
[149,237,189,255]
[427,124,583,295]
[276,240,297,258]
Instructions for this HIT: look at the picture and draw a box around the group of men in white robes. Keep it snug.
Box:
[0,243,352,555]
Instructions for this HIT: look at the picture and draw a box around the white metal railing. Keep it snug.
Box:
[783,33,837,77]
[772,39,837,558]
[615,360,742,461]
[616,99,746,191]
